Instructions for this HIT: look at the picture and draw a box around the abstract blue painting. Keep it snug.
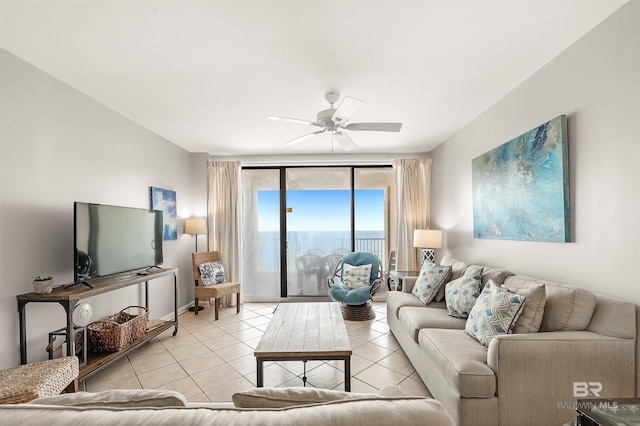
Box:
[150,187,177,241]
[472,115,570,242]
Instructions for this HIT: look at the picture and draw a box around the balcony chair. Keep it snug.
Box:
[385,250,397,291]
[191,251,241,320]
[326,251,382,321]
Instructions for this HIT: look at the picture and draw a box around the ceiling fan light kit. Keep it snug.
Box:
[268,92,402,151]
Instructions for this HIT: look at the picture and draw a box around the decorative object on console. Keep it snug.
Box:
[472,114,570,242]
[46,327,87,366]
[413,229,443,265]
[185,217,207,252]
[32,276,53,294]
[87,306,149,352]
[150,186,177,241]
[72,303,93,327]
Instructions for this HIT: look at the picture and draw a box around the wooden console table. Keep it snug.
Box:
[17,267,178,381]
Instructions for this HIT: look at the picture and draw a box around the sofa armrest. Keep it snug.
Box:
[487,331,635,426]
[402,277,417,293]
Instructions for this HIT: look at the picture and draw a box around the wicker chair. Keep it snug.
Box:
[191,251,241,320]
[326,252,382,321]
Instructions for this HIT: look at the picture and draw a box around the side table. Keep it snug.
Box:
[388,270,420,292]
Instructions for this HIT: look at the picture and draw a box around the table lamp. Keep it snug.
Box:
[413,229,443,265]
[185,218,207,252]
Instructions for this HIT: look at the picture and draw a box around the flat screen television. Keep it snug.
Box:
[74,202,163,282]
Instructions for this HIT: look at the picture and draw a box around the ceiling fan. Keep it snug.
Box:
[267,92,402,151]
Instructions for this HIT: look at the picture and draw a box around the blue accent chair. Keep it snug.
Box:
[327,252,382,320]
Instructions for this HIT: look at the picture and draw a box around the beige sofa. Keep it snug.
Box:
[0,387,455,425]
[386,256,636,426]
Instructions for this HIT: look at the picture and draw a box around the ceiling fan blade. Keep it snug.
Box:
[332,96,364,124]
[345,122,403,132]
[267,116,321,126]
[334,131,357,151]
[284,128,326,146]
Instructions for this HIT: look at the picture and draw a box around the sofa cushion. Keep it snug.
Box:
[6,396,457,426]
[329,285,371,305]
[30,389,187,407]
[503,276,596,331]
[502,283,546,333]
[233,387,381,408]
[465,280,526,348]
[480,268,514,287]
[386,291,426,319]
[412,263,452,304]
[436,257,469,301]
[445,274,482,319]
[418,329,496,398]
[399,306,466,342]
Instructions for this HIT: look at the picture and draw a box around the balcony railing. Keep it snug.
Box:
[251,236,386,273]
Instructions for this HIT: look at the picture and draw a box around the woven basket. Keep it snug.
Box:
[88,306,149,352]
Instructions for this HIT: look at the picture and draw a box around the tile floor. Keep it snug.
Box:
[82,301,431,402]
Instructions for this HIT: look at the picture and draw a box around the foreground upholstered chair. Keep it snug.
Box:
[327,252,382,320]
[192,251,241,320]
[0,356,79,404]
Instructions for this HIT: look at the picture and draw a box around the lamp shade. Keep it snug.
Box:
[413,229,443,249]
[185,218,207,235]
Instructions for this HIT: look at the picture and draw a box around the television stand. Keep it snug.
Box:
[17,267,178,382]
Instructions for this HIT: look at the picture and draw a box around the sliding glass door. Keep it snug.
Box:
[286,168,351,297]
[242,169,281,299]
[242,166,395,301]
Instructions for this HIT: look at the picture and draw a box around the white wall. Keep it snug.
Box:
[431,1,640,303]
[0,48,207,368]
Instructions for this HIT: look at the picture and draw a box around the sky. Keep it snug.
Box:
[258,189,384,232]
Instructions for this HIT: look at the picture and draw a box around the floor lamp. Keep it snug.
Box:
[185,218,207,252]
[413,229,443,266]
[186,218,207,311]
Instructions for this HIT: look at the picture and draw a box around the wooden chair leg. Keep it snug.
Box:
[194,297,199,315]
[214,298,220,321]
[236,292,240,313]
[66,378,78,393]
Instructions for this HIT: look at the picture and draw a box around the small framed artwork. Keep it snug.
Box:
[150,187,177,241]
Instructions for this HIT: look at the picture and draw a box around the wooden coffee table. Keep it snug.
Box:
[254,302,352,391]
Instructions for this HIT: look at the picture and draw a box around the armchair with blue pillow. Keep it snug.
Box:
[326,252,382,320]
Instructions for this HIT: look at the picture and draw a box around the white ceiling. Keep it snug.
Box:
[0,0,628,156]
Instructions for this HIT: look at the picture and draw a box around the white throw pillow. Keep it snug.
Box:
[199,261,225,286]
[342,263,372,290]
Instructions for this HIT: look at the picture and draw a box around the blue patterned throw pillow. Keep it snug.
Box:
[445,274,482,319]
[411,263,452,305]
[199,261,225,286]
[464,280,526,348]
[342,263,372,290]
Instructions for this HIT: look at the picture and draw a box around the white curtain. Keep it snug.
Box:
[393,158,433,271]
[208,160,243,306]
